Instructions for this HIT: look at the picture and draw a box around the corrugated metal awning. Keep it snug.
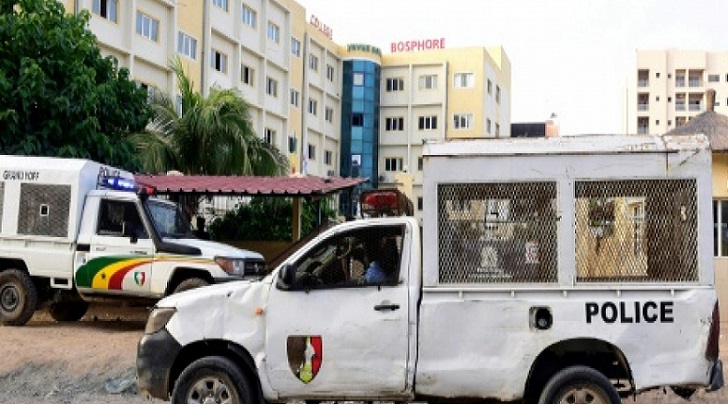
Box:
[134,174,368,197]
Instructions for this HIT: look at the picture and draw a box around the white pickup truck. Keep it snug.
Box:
[0,156,265,326]
[137,134,723,404]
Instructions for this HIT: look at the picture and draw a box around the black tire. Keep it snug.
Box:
[48,301,89,322]
[171,356,253,404]
[538,365,621,404]
[173,277,209,294]
[0,269,38,326]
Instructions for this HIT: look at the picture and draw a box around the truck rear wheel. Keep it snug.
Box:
[173,277,209,294]
[538,365,620,404]
[48,301,89,322]
[0,269,38,326]
[171,356,253,404]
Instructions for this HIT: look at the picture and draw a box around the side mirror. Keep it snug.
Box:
[276,264,296,290]
[123,221,138,244]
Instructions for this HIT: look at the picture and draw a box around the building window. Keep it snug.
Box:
[211,49,227,74]
[177,31,197,59]
[324,150,333,165]
[93,0,117,22]
[709,74,720,83]
[351,113,363,126]
[418,115,437,130]
[656,120,660,125]
[417,197,423,211]
[241,65,254,86]
[267,22,280,43]
[486,118,491,134]
[668,96,672,103]
[386,78,404,92]
[454,73,474,88]
[308,144,316,160]
[713,200,728,257]
[242,5,257,28]
[385,157,404,172]
[309,55,319,72]
[417,157,423,171]
[213,0,228,12]
[668,120,672,126]
[386,117,404,131]
[266,77,278,97]
[136,81,156,101]
[308,99,318,115]
[136,11,159,41]
[288,136,297,153]
[291,37,301,57]
[487,79,492,95]
[656,72,660,78]
[353,73,364,86]
[264,128,275,145]
[496,86,501,103]
[495,123,500,137]
[290,89,299,107]
[453,113,473,130]
[325,107,334,123]
[326,65,335,82]
[419,75,437,89]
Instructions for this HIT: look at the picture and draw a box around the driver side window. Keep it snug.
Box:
[290,225,404,289]
[97,200,148,239]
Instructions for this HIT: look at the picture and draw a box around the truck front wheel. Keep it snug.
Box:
[538,365,620,404]
[0,269,38,326]
[48,301,89,322]
[173,277,209,294]
[172,356,253,404]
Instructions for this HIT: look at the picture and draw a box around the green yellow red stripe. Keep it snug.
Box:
[76,255,216,289]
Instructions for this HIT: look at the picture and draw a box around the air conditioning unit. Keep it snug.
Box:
[326,170,335,177]
[378,174,388,183]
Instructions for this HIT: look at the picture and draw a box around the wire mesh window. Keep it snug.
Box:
[438,183,558,284]
[575,179,698,282]
[18,184,71,237]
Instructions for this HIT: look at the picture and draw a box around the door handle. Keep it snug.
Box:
[374,303,400,311]
[130,250,147,255]
[95,246,106,251]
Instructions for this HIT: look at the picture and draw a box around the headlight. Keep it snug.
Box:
[144,307,176,335]
[215,257,266,276]
[215,257,245,276]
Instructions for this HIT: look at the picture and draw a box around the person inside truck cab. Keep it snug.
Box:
[362,236,399,284]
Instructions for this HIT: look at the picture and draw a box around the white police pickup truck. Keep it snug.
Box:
[137,134,723,404]
[0,156,265,326]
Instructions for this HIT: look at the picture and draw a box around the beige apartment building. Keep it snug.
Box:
[379,47,511,215]
[633,49,728,134]
[61,0,512,214]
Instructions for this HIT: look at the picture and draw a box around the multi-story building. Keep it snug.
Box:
[62,1,512,220]
[632,49,728,135]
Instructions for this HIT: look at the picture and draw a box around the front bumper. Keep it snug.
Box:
[708,359,724,392]
[136,328,182,400]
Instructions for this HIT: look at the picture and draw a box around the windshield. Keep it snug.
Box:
[145,200,194,239]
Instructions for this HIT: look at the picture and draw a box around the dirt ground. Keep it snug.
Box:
[1,305,728,404]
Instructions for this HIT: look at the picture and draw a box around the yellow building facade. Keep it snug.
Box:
[63,0,512,205]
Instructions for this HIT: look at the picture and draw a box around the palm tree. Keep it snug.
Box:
[132,57,288,176]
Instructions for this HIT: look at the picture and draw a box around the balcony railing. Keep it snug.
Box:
[637,126,649,135]
[676,78,685,87]
[637,80,649,87]
[689,104,701,111]
[675,103,686,111]
[689,79,701,87]
[637,103,649,111]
